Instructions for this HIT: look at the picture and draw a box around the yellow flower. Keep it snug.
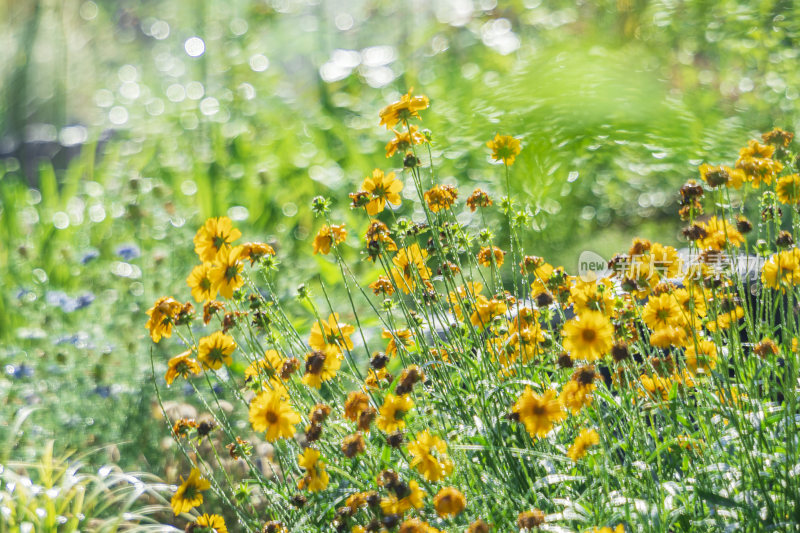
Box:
[699,164,746,189]
[585,525,625,533]
[776,174,800,204]
[391,244,431,294]
[301,345,343,388]
[559,380,595,414]
[193,216,242,262]
[477,246,505,268]
[197,331,236,370]
[385,125,426,157]
[487,134,522,166]
[383,328,415,357]
[512,387,565,439]
[639,373,674,400]
[240,241,275,265]
[309,313,355,353]
[424,184,458,212]
[378,88,430,130]
[433,487,466,518]
[562,311,614,361]
[761,248,800,291]
[467,519,491,533]
[165,350,202,386]
[344,391,370,422]
[244,350,285,388]
[312,224,347,255]
[685,339,717,375]
[567,428,600,462]
[642,293,687,332]
[697,217,744,251]
[649,325,688,349]
[297,448,329,492]
[145,296,182,343]
[195,514,228,533]
[706,305,744,332]
[377,394,414,433]
[380,480,425,514]
[248,389,301,442]
[398,518,442,533]
[362,169,404,215]
[187,263,218,303]
[470,296,508,328]
[369,276,395,296]
[208,245,246,299]
[170,468,211,515]
[408,430,453,482]
[672,287,707,319]
[517,509,546,529]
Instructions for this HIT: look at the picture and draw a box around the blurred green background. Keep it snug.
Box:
[2,0,800,474]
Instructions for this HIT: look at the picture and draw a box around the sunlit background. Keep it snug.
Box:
[2,0,800,504]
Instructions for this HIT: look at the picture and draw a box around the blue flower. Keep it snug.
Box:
[75,292,95,310]
[115,244,140,261]
[81,249,100,264]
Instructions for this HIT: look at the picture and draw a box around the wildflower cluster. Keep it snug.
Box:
[149,93,800,532]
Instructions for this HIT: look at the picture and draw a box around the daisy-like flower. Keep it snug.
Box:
[186,263,217,303]
[642,293,687,332]
[466,188,493,211]
[697,217,744,251]
[344,391,370,422]
[165,350,202,386]
[470,296,508,328]
[567,428,600,462]
[777,174,800,204]
[362,169,404,215]
[312,224,347,255]
[208,245,246,299]
[477,246,505,268]
[145,296,182,343]
[377,394,414,433]
[391,244,431,294]
[559,380,594,414]
[369,276,395,296]
[672,287,707,319]
[170,468,211,515]
[699,164,746,189]
[244,350,283,380]
[380,479,426,514]
[240,241,275,265]
[433,487,466,518]
[297,448,329,492]
[385,125,426,157]
[301,345,343,388]
[248,389,301,441]
[424,184,458,212]
[762,248,800,291]
[194,514,228,533]
[585,525,625,533]
[408,430,454,482]
[561,310,614,361]
[378,88,430,130]
[193,216,242,262]
[487,134,522,166]
[398,518,442,533]
[308,313,355,353]
[512,387,565,439]
[197,331,236,370]
[685,339,717,375]
[468,520,491,533]
[517,509,546,530]
[383,328,415,357]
